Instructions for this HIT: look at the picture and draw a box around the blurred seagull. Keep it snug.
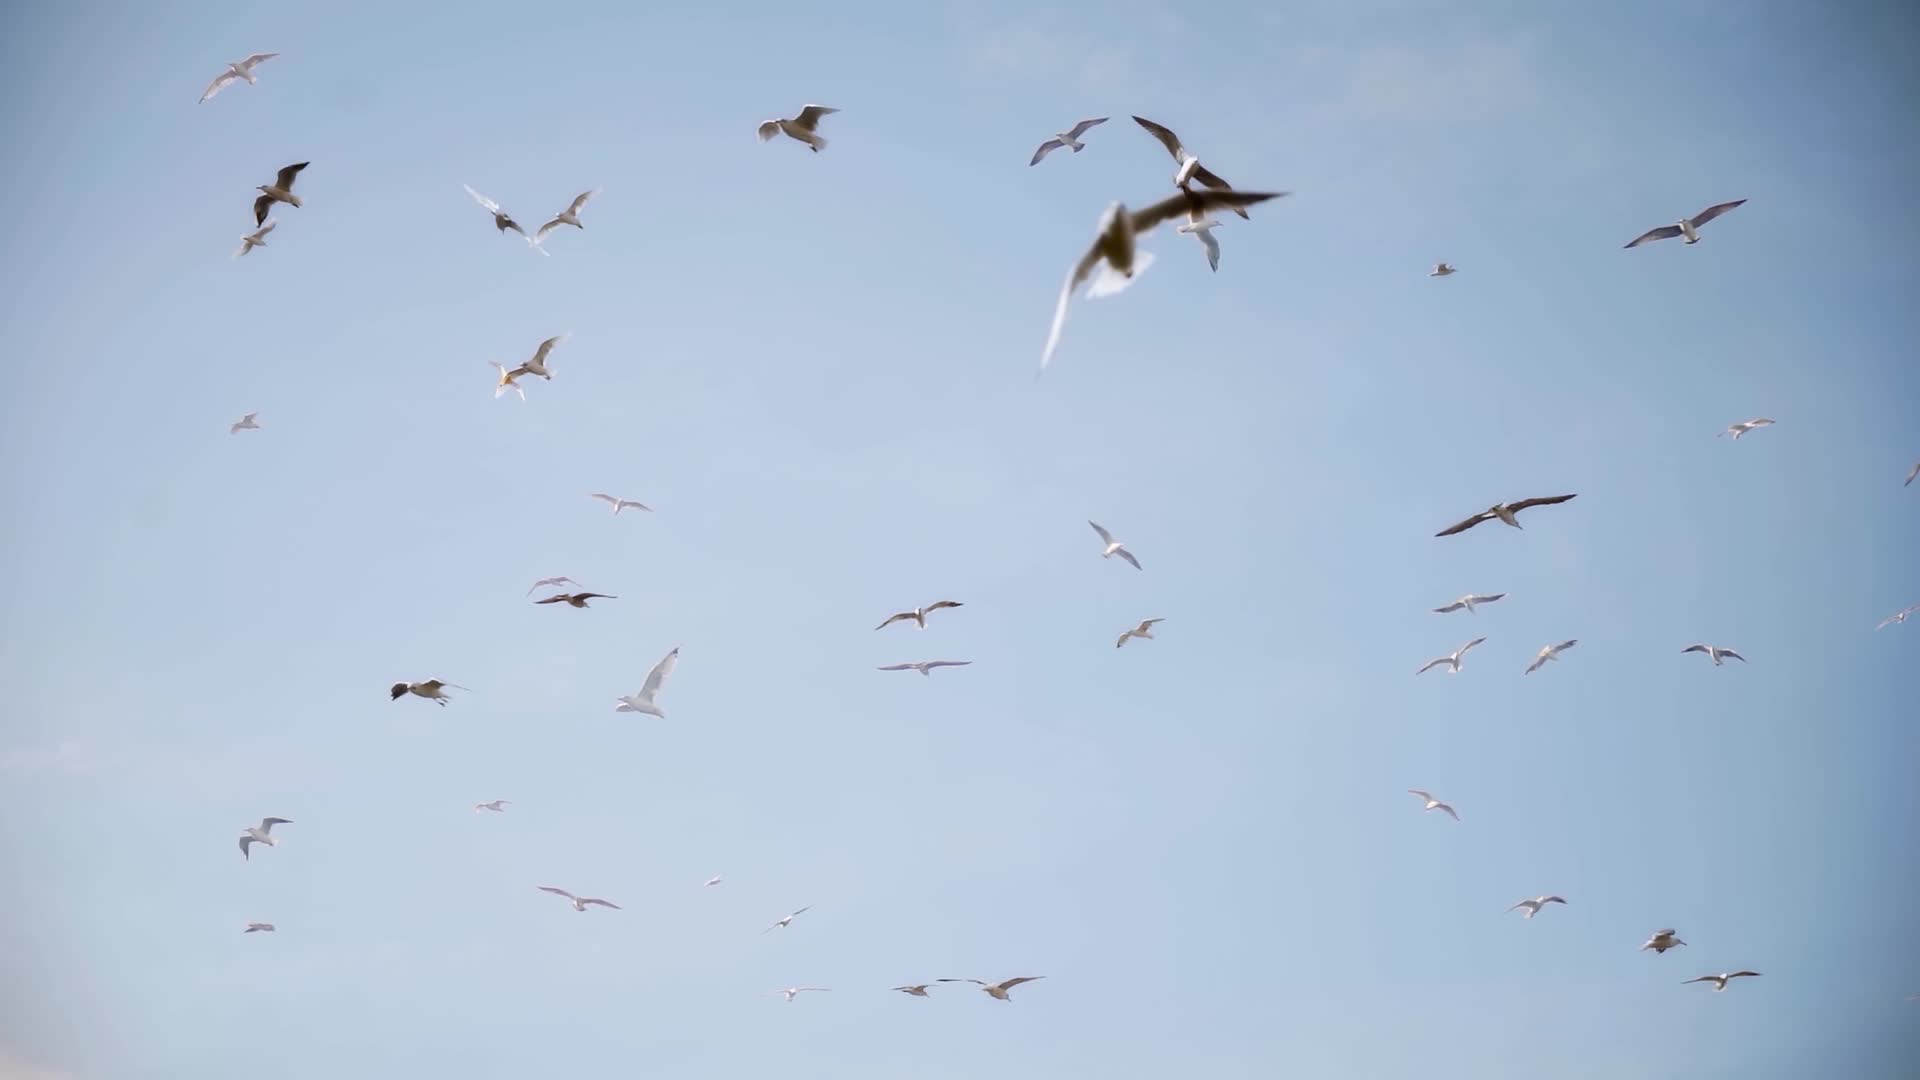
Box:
[1417,637,1486,675]
[893,984,934,997]
[1507,895,1568,919]
[1432,592,1505,614]
[1430,262,1457,277]
[1525,639,1579,674]
[243,922,276,933]
[877,660,972,677]
[703,875,724,887]
[1130,117,1252,218]
[1434,494,1578,537]
[1088,520,1143,569]
[534,592,617,608]
[198,52,279,103]
[462,184,532,241]
[757,105,839,152]
[238,817,292,860]
[590,493,651,515]
[614,646,680,717]
[1717,418,1775,440]
[937,976,1046,1001]
[533,190,600,247]
[1681,643,1745,666]
[491,362,527,401]
[229,412,260,434]
[1625,199,1747,248]
[1176,210,1222,272]
[1684,971,1762,992]
[875,601,965,631]
[253,162,308,227]
[537,886,620,912]
[389,679,469,706]
[1906,461,1919,487]
[1406,789,1459,821]
[233,220,275,258]
[1116,618,1164,648]
[1641,928,1687,954]
[762,906,812,933]
[474,800,510,813]
[771,987,830,1002]
[1029,117,1109,165]
[514,334,568,380]
[526,576,580,595]
[1876,605,1920,629]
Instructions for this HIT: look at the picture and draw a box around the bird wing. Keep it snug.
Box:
[534,218,563,242]
[1478,593,1506,604]
[1720,649,1745,662]
[925,600,963,613]
[1434,510,1492,537]
[756,119,781,142]
[1624,224,1684,248]
[996,976,1044,991]
[875,612,914,630]
[1906,462,1919,486]
[1197,227,1220,272]
[1115,632,1132,648]
[1408,789,1434,800]
[1041,243,1104,370]
[937,978,987,985]
[1543,896,1567,904]
[1432,601,1466,613]
[534,594,568,604]
[198,70,239,103]
[640,647,679,699]
[1508,494,1577,512]
[239,52,279,68]
[1726,970,1761,979]
[1689,199,1747,226]
[239,835,254,857]
[1130,116,1186,161]
[1461,637,1487,655]
[538,886,578,900]
[252,194,274,227]
[274,162,308,190]
[565,189,598,216]
[1505,900,1533,912]
[1066,117,1108,139]
[590,493,619,506]
[1029,139,1066,166]
[1140,618,1164,629]
[1415,658,1449,674]
[1654,928,1677,937]
[1681,644,1709,654]
[1554,640,1578,653]
[530,334,568,368]
[926,661,972,669]
[463,184,503,214]
[1438,804,1459,820]
[581,898,621,909]
[1114,548,1142,570]
[1682,976,1716,985]
[877,663,914,671]
[262,817,292,828]
[254,221,277,240]
[1088,520,1116,545]
[1524,655,1546,674]
[1130,189,1283,235]
[574,593,616,602]
[793,105,839,128]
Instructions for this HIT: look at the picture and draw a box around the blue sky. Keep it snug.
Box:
[1,1,1917,1077]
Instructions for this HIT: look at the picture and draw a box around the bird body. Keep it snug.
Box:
[1407,789,1459,820]
[893,984,933,996]
[1130,117,1250,217]
[1087,520,1143,569]
[1417,637,1486,675]
[1507,895,1568,919]
[474,800,510,813]
[877,660,972,676]
[772,987,829,1002]
[390,679,469,706]
[1176,211,1222,272]
[526,576,580,595]
[534,190,600,246]
[590,493,651,515]
[1430,262,1457,276]
[1525,639,1579,674]
[238,817,292,860]
[615,647,680,717]
[515,334,568,380]
[1681,643,1745,666]
[252,162,308,226]
[491,361,527,400]
[1434,494,1578,537]
[538,886,620,911]
[1624,199,1747,248]
[1876,605,1920,629]
[1684,971,1762,992]
[229,412,261,434]
[1432,592,1505,614]
[1029,117,1108,165]
[875,601,964,630]
[243,922,276,933]
[199,53,279,103]
[762,905,812,933]
[1116,618,1164,648]
[758,105,839,151]
[1641,928,1686,953]
[1717,417,1775,440]
[534,592,617,608]
[233,221,275,258]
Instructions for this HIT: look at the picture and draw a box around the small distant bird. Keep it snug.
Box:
[1641,928,1687,954]
[535,592,617,608]
[233,220,275,258]
[1029,117,1109,166]
[1876,605,1919,629]
[1430,262,1457,277]
[1088,520,1143,569]
[526,576,580,596]
[243,922,276,933]
[615,647,680,717]
[1507,895,1568,919]
[198,52,279,103]
[389,679,469,706]
[757,105,839,152]
[590,493,651,515]
[229,412,261,435]
[875,601,965,631]
[762,906,812,934]
[937,976,1046,1001]
[892,984,934,997]
[1681,643,1745,666]
[1130,117,1251,219]
[877,660,972,677]
[1625,199,1747,248]
[533,190,600,247]
[1524,639,1578,675]
[491,361,527,401]
[1906,461,1919,487]
[703,875,723,887]
[1115,618,1164,649]
[1432,592,1505,614]
[474,800,510,813]
[1417,637,1487,675]
[1717,418,1775,440]
[537,886,620,912]
[462,184,532,242]
[514,334,568,380]
[252,162,308,227]
[1434,494,1578,537]
[771,987,830,1002]
[238,817,292,860]
[1406,789,1459,821]
[1683,971,1762,992]
[1176,209,1222,272]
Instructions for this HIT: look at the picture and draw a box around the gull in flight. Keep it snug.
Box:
[1507,895,1568,919]
[1906,461,1919,487]
[1040,188,1283,371]
[893,984,934,997]
[937,976,1046,1001]
[1625,199,1747,248]
[762,906,812,933]
[1681,643,1745,666]
[1683,971,1762,992]
[389,679,469,706]
[1432,592,1505,614]
[526,576,580,595]
[1524,639,1579,674]
[757,105,839,152]
[1088,520,1143,569]
[233,220,275,258]
[474,800,510,813]
[1176,209,1222,272]
[532,190,600,248]
[1641,928,1687,954]
[198,52,279,103]
[490,362,527,401]
[615,646,680,717]
[534,591,617,608]
[1876,605,1920,629]
[875,601,965,631]
[1116,618,1164,648]
[229,412,261,435]
[1029,117,1109,166]
[238,817,292,860]
[243,922,276,933]
[1417,637,1486,675]
[252,162,308,227]
[1430,262,1457,277]
[590,493,651,515]
[1406,789,1459,821]
[770,987,830,1002]
[537,886,621,912]
[1717,417,1775,440]
[877,660,972,676]
[1130,117,1252,218]
[513,334,568,381]
[462,184,533,243]
[1434,494,1578,537]
[703,875,723,887]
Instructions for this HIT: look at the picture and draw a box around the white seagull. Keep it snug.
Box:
[243,922,276,933]
[937,976,1046,1001]
[1625,199,1747,248]
[389,679,469,706]
[1524,639,1579,674]
[462,184,533,242]
[762,905,812,933]
[1507,895,1568,919]
[1417,637,1486,675]
[474,800,510,813]
[614,646,680,717]
[252,162,308,226]
[757,105,839,152]
[590,493,651,515]
[1683,971,1762,992]
[1130,117,1252,217]
[514,334,568,380]
[1681,643,1745,666]
[1432,592,1505,614]
[1430,262,1457,277]
[1406,789,1459,821]
[703,875,724,887]
[526,576,580,596]
[770,987,830,1002]
[875,601,965,631]
[1115,618,1164,648]
[1088,520,1143,569]
[537,886,621,912]
[238,817,292,860]
[1029,117,1109,166]
[1175,209,1222,272]
[1717,417,1775,440]
[198,52,279,104]
[1876,605,1920,629]
[233,220,275,258]
[1641,928,1687,954]
[533,190,600,247]
[877,660,972,677]
[229,412,261,434]
[490,361,527,401]
[893,984,934,997]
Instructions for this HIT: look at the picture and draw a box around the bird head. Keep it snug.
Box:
[389,683,409,700]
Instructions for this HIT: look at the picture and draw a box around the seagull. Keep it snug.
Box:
[1406,789,1459,821]
[474,800,510,813]
[1641,928,1687,954]
[1029,117,1109,166]
[1507,895,1568,919]
[1417,637,1486,675]
[614,646,680,717]
[892,984,934,997]
[770,987,830,1002]
[1088,521,1143,569]
[757,105,839,152]
[1683,971,1762,992]
[875,601,965,630]
[491,362,527,401]
[198,52,279,104]
[238,817,292,860]
[1625,199,1747,248]
[526,576,580,596]
[1524,640,1579,674]
[877,660,973,677]
[462,184,532,241]
[1906,461,1919,487]
[229,412,261,435]
[1116,618,1164,649]
[533,190,600,247]
[1432,592,1506,614]
[1040,188,1283,371]
[389,679,470,706]
[1430,262,1457,277]
[233,220,275,258]
[1175,209,1222,272]
[1876,605,1920,629]
[252,162,308,227]
[243,922,276,933]
[1434,494,1578,537]
[590,493,651,515]
[537,886,621,912]
[1717,418,1775,440]
[534,592,617,608]
[1130,117,1252,218]
[1681,643,1745,666]
[762,906,812,933]
[703,875,724,887]
[937,976,1046,1002]
[514,334,568,380]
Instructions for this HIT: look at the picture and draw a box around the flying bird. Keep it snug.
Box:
[1876,605,1920,629]
[874,601,964,631]
[1040,189,1283,371]
[1406,789,1459,821]
[1717,417,1775,440]
[474,800,510,813]
[491,361,527,401]
[1434,494,1578,537]
[229,412,261,435]
[513,334,568,380]
[1417,637,1486,675]
[238,817,292,860]
[614,646,680,717]
[770,987,830,1002]
[877,660,973,676]
[389,679,469,706]
[1115,618,1164,649]
[243,922,276,933]
[1029,117,1109,165]
[233,220,275,258]
[1507,895,1568,919]
[1681,643,1745,666]
[198,52,279,103]
[1625,199,1747,248]
[534,592,617,608]
[757,105,839,152]
[937,976,1046,1001]
[1524,639,1579,675]
[1432,592,1505,615]
[533,190,600,246]
[462,184,533,243]
[1130,117,1252,218]
[537,886,620,912]
[762,906,812,933]
[252,162,308,227]
[1430,262,1457,277]
[703,875,724,887]
[526,576,580,596]
[1683,971,1762,992]
[892,984,934,997]
[590,493,651,515]
[1175,209,1222,272]
[1906,461,1919,487]
[1641,928,1687,954]
[1088,520,1143,569]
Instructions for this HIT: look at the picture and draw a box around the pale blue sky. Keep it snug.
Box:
[2,2,1917,1077]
